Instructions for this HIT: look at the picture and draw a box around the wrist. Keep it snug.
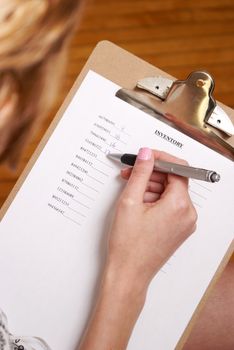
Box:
[102,260,150,306]
[79,262,149,350]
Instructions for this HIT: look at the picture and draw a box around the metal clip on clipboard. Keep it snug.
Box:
[116,71,234,161]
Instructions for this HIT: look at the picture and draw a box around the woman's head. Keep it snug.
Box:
[0,0,83,166]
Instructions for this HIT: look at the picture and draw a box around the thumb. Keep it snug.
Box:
[121,148,154,203]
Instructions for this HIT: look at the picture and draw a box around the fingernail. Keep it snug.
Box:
[137,147,152,160]
[121,167,129,173]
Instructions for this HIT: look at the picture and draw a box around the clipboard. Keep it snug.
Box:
[0,40,233,349]
[2,40,234,215]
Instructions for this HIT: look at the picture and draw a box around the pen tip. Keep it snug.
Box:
[106,153,122,161]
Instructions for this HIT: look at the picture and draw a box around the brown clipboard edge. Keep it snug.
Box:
[0,40,233,348]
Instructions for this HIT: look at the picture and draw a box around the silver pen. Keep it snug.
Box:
[107,153,220,183]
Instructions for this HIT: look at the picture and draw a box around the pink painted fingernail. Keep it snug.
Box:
[137,147,152,160]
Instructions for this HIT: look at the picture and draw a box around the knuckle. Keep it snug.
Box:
[171,197,198,234]
[191,224,197,234]
[189,206,198,227]
[179,159,189,166]
[173,155,189,166]
[184,206,198,236]
[118,196,136,210]
[192,207,198,222]
[174,197,190,214]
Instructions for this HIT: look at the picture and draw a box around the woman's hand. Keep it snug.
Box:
[107,147,197,287]
[79,148,197,350]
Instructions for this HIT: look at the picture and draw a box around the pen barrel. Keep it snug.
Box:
[118,154,220,183]
[154,160,219,182]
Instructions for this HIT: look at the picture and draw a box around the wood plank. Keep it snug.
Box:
[73,24,234,46]
[81,9,234,31]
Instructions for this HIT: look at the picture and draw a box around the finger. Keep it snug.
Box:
[121,167,167,184]
[143,191,161,203]
[146,181,164,194]
[150,171,167,184]
[153,150,189,198]
[148,150,193,216]
[121,169,164,193]
[120,167,132,179]
[120,147,154,203]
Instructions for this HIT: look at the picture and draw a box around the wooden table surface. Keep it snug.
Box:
[1,0,234,207]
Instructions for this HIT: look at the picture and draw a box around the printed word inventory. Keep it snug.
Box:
[0,71,233,350]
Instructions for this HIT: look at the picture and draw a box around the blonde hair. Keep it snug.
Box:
[0,0,83,167]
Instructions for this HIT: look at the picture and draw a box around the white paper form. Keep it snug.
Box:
[0,71,233,350]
